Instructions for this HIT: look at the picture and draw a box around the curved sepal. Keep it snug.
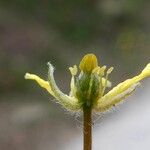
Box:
[47,62,80,111]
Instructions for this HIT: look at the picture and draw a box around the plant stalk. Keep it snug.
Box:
[83,105,92,150]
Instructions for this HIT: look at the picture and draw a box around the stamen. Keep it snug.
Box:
[69,65,78,97]
[97,66,107,98]
[99,65,106,76]
[102,78,112,88]
[107,67,114,74]
[69,65,78,76]
[92,66,101,74]
[101,67,113,96]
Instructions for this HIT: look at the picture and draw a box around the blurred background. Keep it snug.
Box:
[0,0,150,150]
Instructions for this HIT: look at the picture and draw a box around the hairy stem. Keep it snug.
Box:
[83,105,92,150]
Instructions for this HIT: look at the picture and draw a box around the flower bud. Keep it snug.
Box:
[79,54,98,73]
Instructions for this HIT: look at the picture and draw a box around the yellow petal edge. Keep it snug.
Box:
[25,73,54,96]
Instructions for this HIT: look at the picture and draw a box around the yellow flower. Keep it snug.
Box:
[25,54,150,112]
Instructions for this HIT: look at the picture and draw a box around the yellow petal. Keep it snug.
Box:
[95,63,150,111]
[140,63,150,78]
[24,73,54,96]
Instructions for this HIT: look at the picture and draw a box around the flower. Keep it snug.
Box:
[25,54,150,112]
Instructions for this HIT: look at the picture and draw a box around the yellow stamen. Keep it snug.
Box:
[99,66,106,76]
[69,65,78,76]
[92,66,101,74]
[107,67,114,74]
[69,65,78,97]
[102,78,112,88]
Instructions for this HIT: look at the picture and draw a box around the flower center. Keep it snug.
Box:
[79,54,98,73]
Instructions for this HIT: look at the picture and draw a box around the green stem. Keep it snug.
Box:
[83,106,92,150]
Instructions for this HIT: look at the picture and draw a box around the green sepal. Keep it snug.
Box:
[76,72,100,108]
